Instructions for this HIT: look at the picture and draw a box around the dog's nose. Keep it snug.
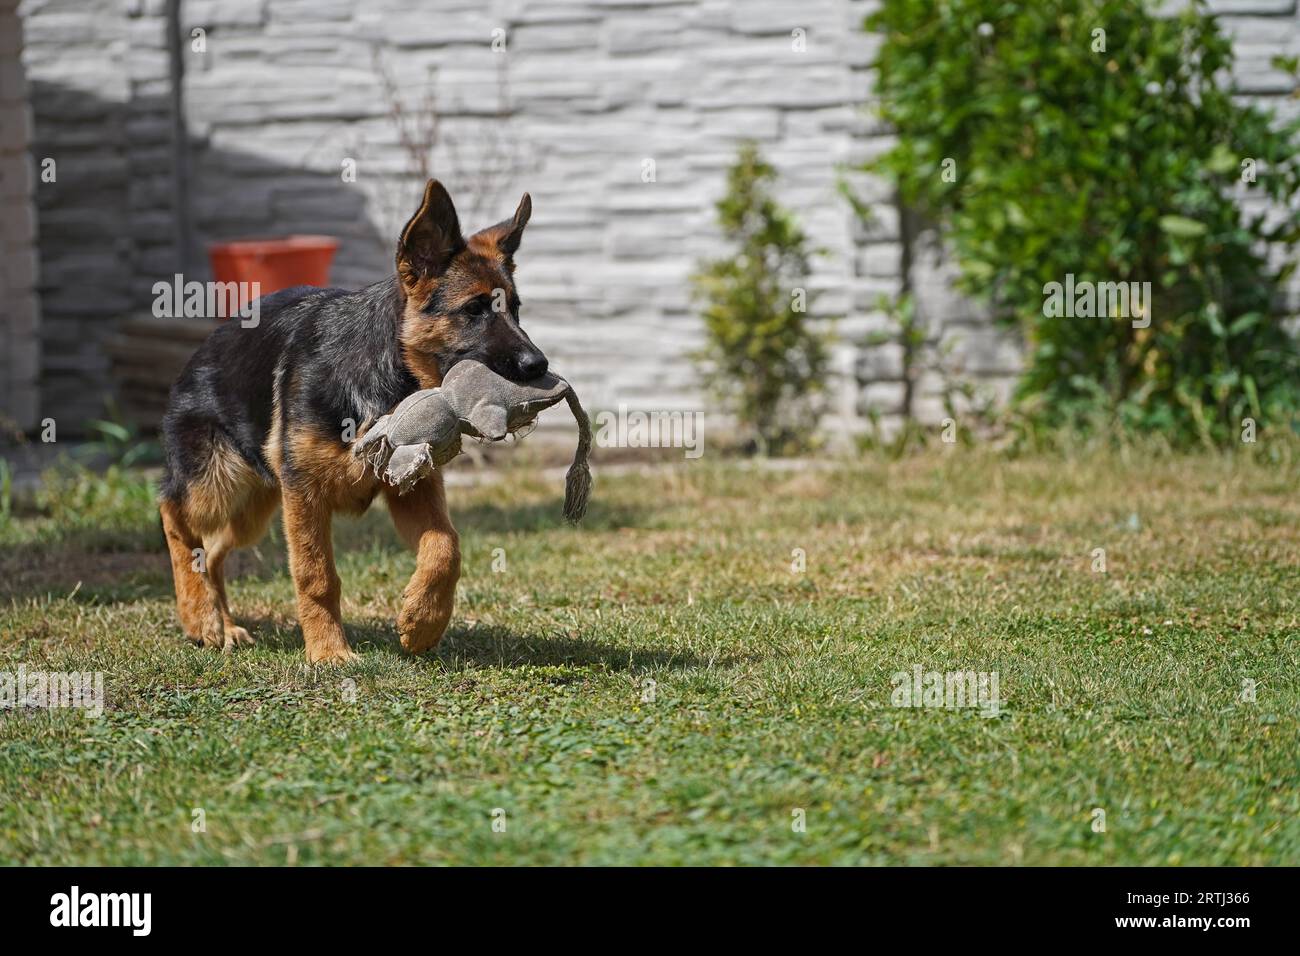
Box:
[516,353,548,379]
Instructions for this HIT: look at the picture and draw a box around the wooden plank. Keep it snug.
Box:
[116,315,220,343]
[106,335,202,370]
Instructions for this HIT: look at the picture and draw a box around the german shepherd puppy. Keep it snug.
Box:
[159,180,547,663]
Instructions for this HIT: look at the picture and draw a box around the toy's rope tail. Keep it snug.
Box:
[562,386,593,523]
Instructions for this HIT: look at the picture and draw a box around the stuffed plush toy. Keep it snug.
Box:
[353,360,592,522]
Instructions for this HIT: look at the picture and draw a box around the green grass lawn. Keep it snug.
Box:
[1,446,1296,865]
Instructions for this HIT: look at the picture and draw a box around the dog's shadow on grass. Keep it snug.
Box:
[450,499,653,536]
[0,495,655,605]
[242,618,724,672]
[295,496,652,557]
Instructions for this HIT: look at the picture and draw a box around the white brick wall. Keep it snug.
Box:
[172,0,898,435]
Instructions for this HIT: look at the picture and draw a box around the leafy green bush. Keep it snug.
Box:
[864,0,1300,444]
[692,143,831,453]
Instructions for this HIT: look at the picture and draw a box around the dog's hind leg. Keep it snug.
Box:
[160,496,225,648]
[384,474,460,654]
[162,435,280,651]
[200,486,279,651]
[199,528,249,650]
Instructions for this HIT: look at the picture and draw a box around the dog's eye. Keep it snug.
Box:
[465,300,491,320]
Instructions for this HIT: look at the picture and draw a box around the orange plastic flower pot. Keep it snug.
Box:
[207,235,339,319]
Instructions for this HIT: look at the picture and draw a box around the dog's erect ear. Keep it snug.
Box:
[472,192,532,260]
[396,179,464,287]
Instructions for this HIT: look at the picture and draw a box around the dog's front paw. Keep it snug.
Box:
[305,642,359,665]
[397,615,447,655]
[188,607,227,650]
[222,624,255,653]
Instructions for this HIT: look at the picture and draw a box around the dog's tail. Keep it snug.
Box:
[562,387,593,523]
